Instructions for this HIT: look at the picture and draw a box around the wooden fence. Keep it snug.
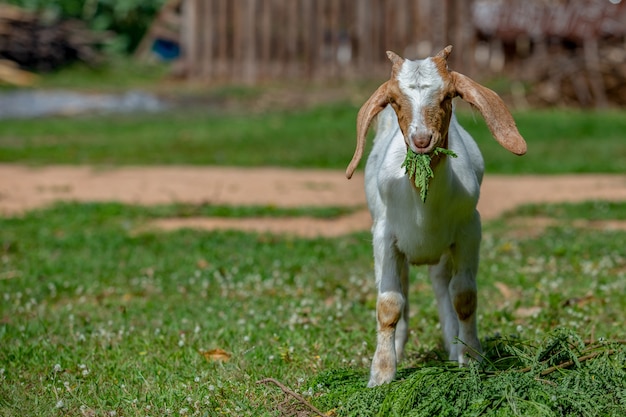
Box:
[171,0,475,83]
[138,0,626,106]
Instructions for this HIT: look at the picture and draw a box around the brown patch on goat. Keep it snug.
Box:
[453,290,477,322]
[387,81,413,143]
[377,294,403,331]
[421,98,453,146]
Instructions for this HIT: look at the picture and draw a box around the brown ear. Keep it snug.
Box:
[346,81,390,179]
[436,45,453,60]
[452,72,527,155]
[386,50,404,72]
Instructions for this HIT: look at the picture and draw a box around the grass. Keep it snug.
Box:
[1,102,626,173]
[7,59,171,92]
[2,65,626,415]
[107,202,358,220]
[507,200,626,221]
[0,103,356,169]
[1,201,625,416]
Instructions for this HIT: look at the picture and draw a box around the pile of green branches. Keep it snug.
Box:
[309,328,626,416]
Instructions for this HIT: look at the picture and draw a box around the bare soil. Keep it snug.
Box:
[2,164,626,236]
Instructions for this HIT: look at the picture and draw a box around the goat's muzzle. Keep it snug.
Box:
[408,132,436,154]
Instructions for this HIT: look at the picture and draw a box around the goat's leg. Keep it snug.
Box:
[429,254,460,360]
[368,225,407,387]
[395,257,410,361]
[449,219,482,363]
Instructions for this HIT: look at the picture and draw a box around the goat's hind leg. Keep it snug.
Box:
[368,227,408,387]
[429,254,460,360]
[449,218,482,363]
[450,263,482,363]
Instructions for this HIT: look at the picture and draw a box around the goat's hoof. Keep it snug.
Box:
[367,376,390,388]
[367,369,395,387]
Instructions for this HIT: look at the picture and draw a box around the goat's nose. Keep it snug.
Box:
[411,133,432,150]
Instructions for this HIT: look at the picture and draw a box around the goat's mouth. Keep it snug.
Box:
[407,140,438,155]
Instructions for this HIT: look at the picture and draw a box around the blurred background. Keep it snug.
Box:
[1,0,625,109]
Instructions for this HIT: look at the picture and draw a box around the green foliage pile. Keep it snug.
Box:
[7,0,166,53]
[310,329,626,416]
[402,148,458,202]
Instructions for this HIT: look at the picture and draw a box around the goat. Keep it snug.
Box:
[346,46,526,387]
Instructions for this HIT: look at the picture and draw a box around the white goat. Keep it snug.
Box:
[346,46,526,387]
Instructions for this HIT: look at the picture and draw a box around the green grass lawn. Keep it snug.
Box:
[2,70,626,414]
[1,103,626,173]
[1,201,625,416]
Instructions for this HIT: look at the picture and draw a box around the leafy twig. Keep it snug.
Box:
[539,349,616,376]
[517,348,617,375]
[402,147,457,203]
[257,377,327,417]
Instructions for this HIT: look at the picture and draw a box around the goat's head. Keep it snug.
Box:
[346,46,527,179]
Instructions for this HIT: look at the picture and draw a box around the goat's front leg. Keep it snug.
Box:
[368,224,409,387]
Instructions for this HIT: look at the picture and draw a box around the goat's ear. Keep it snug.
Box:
[452,71,527,155]
[346,81,390,179]
[386,50,403,65]
[436,45,453,61]
[386,51,404,77]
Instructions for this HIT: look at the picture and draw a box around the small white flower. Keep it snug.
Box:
[194,376,200,383]
[56,400,64,409]
[53,364,62,372]
[208,385,215,392]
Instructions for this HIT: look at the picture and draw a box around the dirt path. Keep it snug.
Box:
[2,164,626,236]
